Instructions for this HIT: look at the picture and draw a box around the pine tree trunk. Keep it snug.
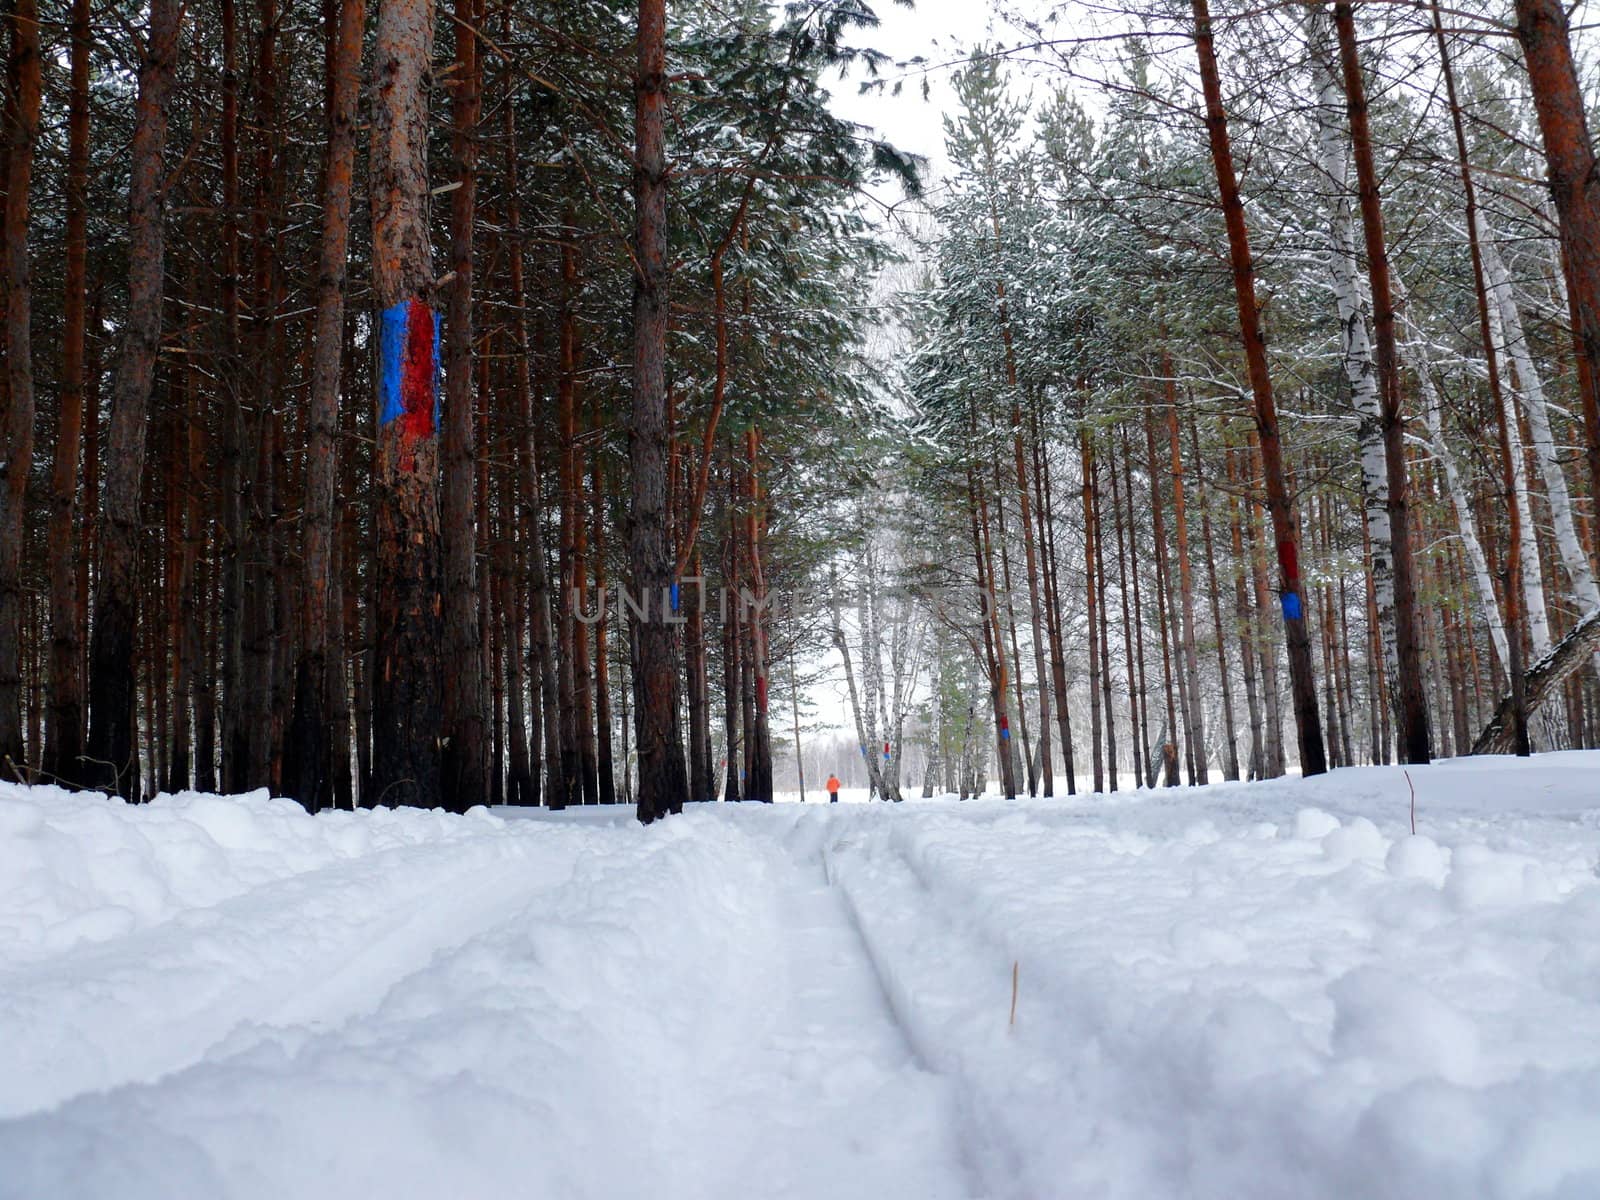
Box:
[1013,402,1052,795]
[1194,418,1240,781]
[676,541,704,804]
[238,0,279,794]
[1120,431,1153,787]
[593,415,617,806]
[439,0,485,812]
[745,427,774,802]
[369,0,444,807]
[1167,393,1207,783]
[1225,443,1264,779]
[499,76,560,808]
[628,0,687,822]
[1244,434,1286,777]
[1081,430,1104,792]
[1109,430,1142,787]
[1432,0,1530,754]
[1191,0,1325,775]
[1035,428,1076,793]
[722,511,743,803]
[1514,0,1600,500]
[1144,413,1181,786]
[0,0,41,775]
[287,0,363,810]
[84,0,181,799]
[992,452,1033,792]
[44,0,90,785]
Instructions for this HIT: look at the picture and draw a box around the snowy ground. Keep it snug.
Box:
[3,755,1600,1199]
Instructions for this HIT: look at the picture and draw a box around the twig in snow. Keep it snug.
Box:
[1405,769,1416,835]
[1009,961,1019,1029]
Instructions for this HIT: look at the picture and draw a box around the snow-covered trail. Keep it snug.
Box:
[4,756,1600,1198]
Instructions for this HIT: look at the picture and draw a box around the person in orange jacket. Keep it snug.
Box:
[826,774,841,804]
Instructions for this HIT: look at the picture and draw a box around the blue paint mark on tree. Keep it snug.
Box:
[378,298,442,437]
[1281,591,1302,621]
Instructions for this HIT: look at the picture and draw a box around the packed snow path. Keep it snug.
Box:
[4,755,1600,1199]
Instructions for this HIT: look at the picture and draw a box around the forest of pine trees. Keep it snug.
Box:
[2,0,1598,817]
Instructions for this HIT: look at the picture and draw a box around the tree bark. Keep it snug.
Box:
[83,0,182,799]
[1,0,41,775]
[44,0,90,784]
[439,0,485,811]
[1432,0,1530,753]
[1167,391,1207,783]
[1190,0,1325,775]
[628,0,688,823]
[1333,0,1431,765]
[287,0,364,811]
[1514,0,1600,501]
[369,0,445,807]
[1193,417,1240,781]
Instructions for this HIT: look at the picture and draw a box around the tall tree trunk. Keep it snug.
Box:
[1035,427,1076,792]
[992,451,1033,792]
[287,0,363,811]
[1481,222,1600,626]
[745,426,774,802]
[1194,418,1240,781]
[1144,412,1181,786]
[1514,0,1600,500]
[0,0,41,775]
[499,69,560,808]
[1109,429,1142,788]
[1398,274,1510,674]
[1191,0,1325,775]
[44,0,90,784]
[1013,404,1052,794]
[217,0,247,793]
[722,508,743,803]
[593,409,617,806]
[1333,0,1431,765]
[686,547,711,802]
[1432,0,1529,754]
[1225,443,1264,779]
[628,0,688,822]
[1244,434,1287,777]
[369,0,444,807]
[84,0,181,799]
[238,0,279,794]
[1081,429,1104,792]
[1084,446,1114,789]
[439,0,485,812]
[1167,390,1207,783]
[1309,12,1400,716]
[1119,430,1153,787]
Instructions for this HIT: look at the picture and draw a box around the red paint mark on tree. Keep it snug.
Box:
[1277,539,1299,585]
[401,297,438,442]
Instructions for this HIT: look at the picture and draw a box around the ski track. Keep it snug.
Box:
[708,819,978,1200]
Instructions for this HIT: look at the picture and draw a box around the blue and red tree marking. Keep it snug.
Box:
[379,298,441,467]
[1277,538,1303,622]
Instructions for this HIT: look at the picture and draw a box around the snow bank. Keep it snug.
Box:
[0,784,496,962]
[0,790,790,1199]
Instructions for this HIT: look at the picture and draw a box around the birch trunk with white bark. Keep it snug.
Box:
[1480,216,1600,621]
[1310,15,1400,705]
